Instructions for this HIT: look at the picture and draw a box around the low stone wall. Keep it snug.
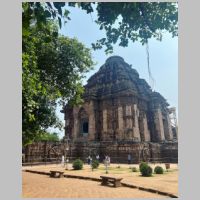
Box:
[70,141,178,163]
[24,141,178,164]
[23,141,65,163]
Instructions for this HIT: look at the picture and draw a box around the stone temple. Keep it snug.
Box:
[63,56,178,163]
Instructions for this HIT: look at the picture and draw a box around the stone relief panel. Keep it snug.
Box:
[125,105,132,116]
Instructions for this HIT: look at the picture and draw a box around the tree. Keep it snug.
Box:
[23,2,178,54]
[22,6,94,146]
[22,2,68,30]
[69,2,178,53]
[34,131,60,142]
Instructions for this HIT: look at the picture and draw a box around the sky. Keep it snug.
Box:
[51,5,178,138]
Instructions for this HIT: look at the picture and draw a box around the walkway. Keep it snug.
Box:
[23,163,178,196]
[22,171,165,198]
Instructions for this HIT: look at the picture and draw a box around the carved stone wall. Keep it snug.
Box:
[62,56,178,163]
[24,141,178,164]
[23,141,65,163]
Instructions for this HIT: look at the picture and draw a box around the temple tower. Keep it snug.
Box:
[64,56,174,144]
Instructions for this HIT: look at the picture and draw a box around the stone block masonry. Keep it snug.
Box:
[53,56,178,164]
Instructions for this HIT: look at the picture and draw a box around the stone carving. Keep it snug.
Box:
[60,56,178,163]
[64,56,175,143]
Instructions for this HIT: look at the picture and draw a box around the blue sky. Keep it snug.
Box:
[51,5,178,138]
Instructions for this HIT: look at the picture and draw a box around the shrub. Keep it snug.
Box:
[139,162,147,171]
[92,160,99,169]
[72,159,83,170]
[154,166,164,174]
[131,167,137,172]
[140,163,152,177]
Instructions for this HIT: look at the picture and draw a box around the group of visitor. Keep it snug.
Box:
[61,153,132,166]
[87,154,112,165]
[87,154,132,165]
[87,154,100,165]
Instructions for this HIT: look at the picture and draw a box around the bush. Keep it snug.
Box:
[139,162,152,177]
[139,162,147,171]
[72,159,83,170]
[154,166,164,174]
[92,160,99,169]
[131,167,137,172]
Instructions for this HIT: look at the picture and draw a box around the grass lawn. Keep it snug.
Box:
[79,164,176,176]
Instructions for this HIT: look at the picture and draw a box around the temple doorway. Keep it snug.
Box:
[78,108,89,136]
[82,121,89,134]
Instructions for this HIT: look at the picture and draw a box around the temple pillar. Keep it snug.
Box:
[125,105,132,128]
[139,112,150,142]
[143,114,151,141]
[88,101,96,140]
[163,114,173,141]
[133,104,141,141]
[154,108,165,141]
[118,106,123,139]
[73,107,79,140]
[103,109,107,133]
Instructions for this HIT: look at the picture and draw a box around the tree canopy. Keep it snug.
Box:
[34,131,60,142]
[91,2,178,53]
[22,3,94,146]
[23,2,178,54]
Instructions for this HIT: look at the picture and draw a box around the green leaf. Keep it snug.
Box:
[57,7,62,16]
[22,14,94,145]
[46,2,52,9]
[58,17,62,28]
[53,2,65,9]
[44,10,51,18]
[64,9,70,17]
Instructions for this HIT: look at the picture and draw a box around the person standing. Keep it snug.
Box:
[107,155,111,166]
[128,154,131,164]
[96,154,100,161]
[104,155,109,174]
[87,155,91,165]
[61,155,65,167]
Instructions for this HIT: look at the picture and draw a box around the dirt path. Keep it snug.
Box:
[22,171,165,198]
